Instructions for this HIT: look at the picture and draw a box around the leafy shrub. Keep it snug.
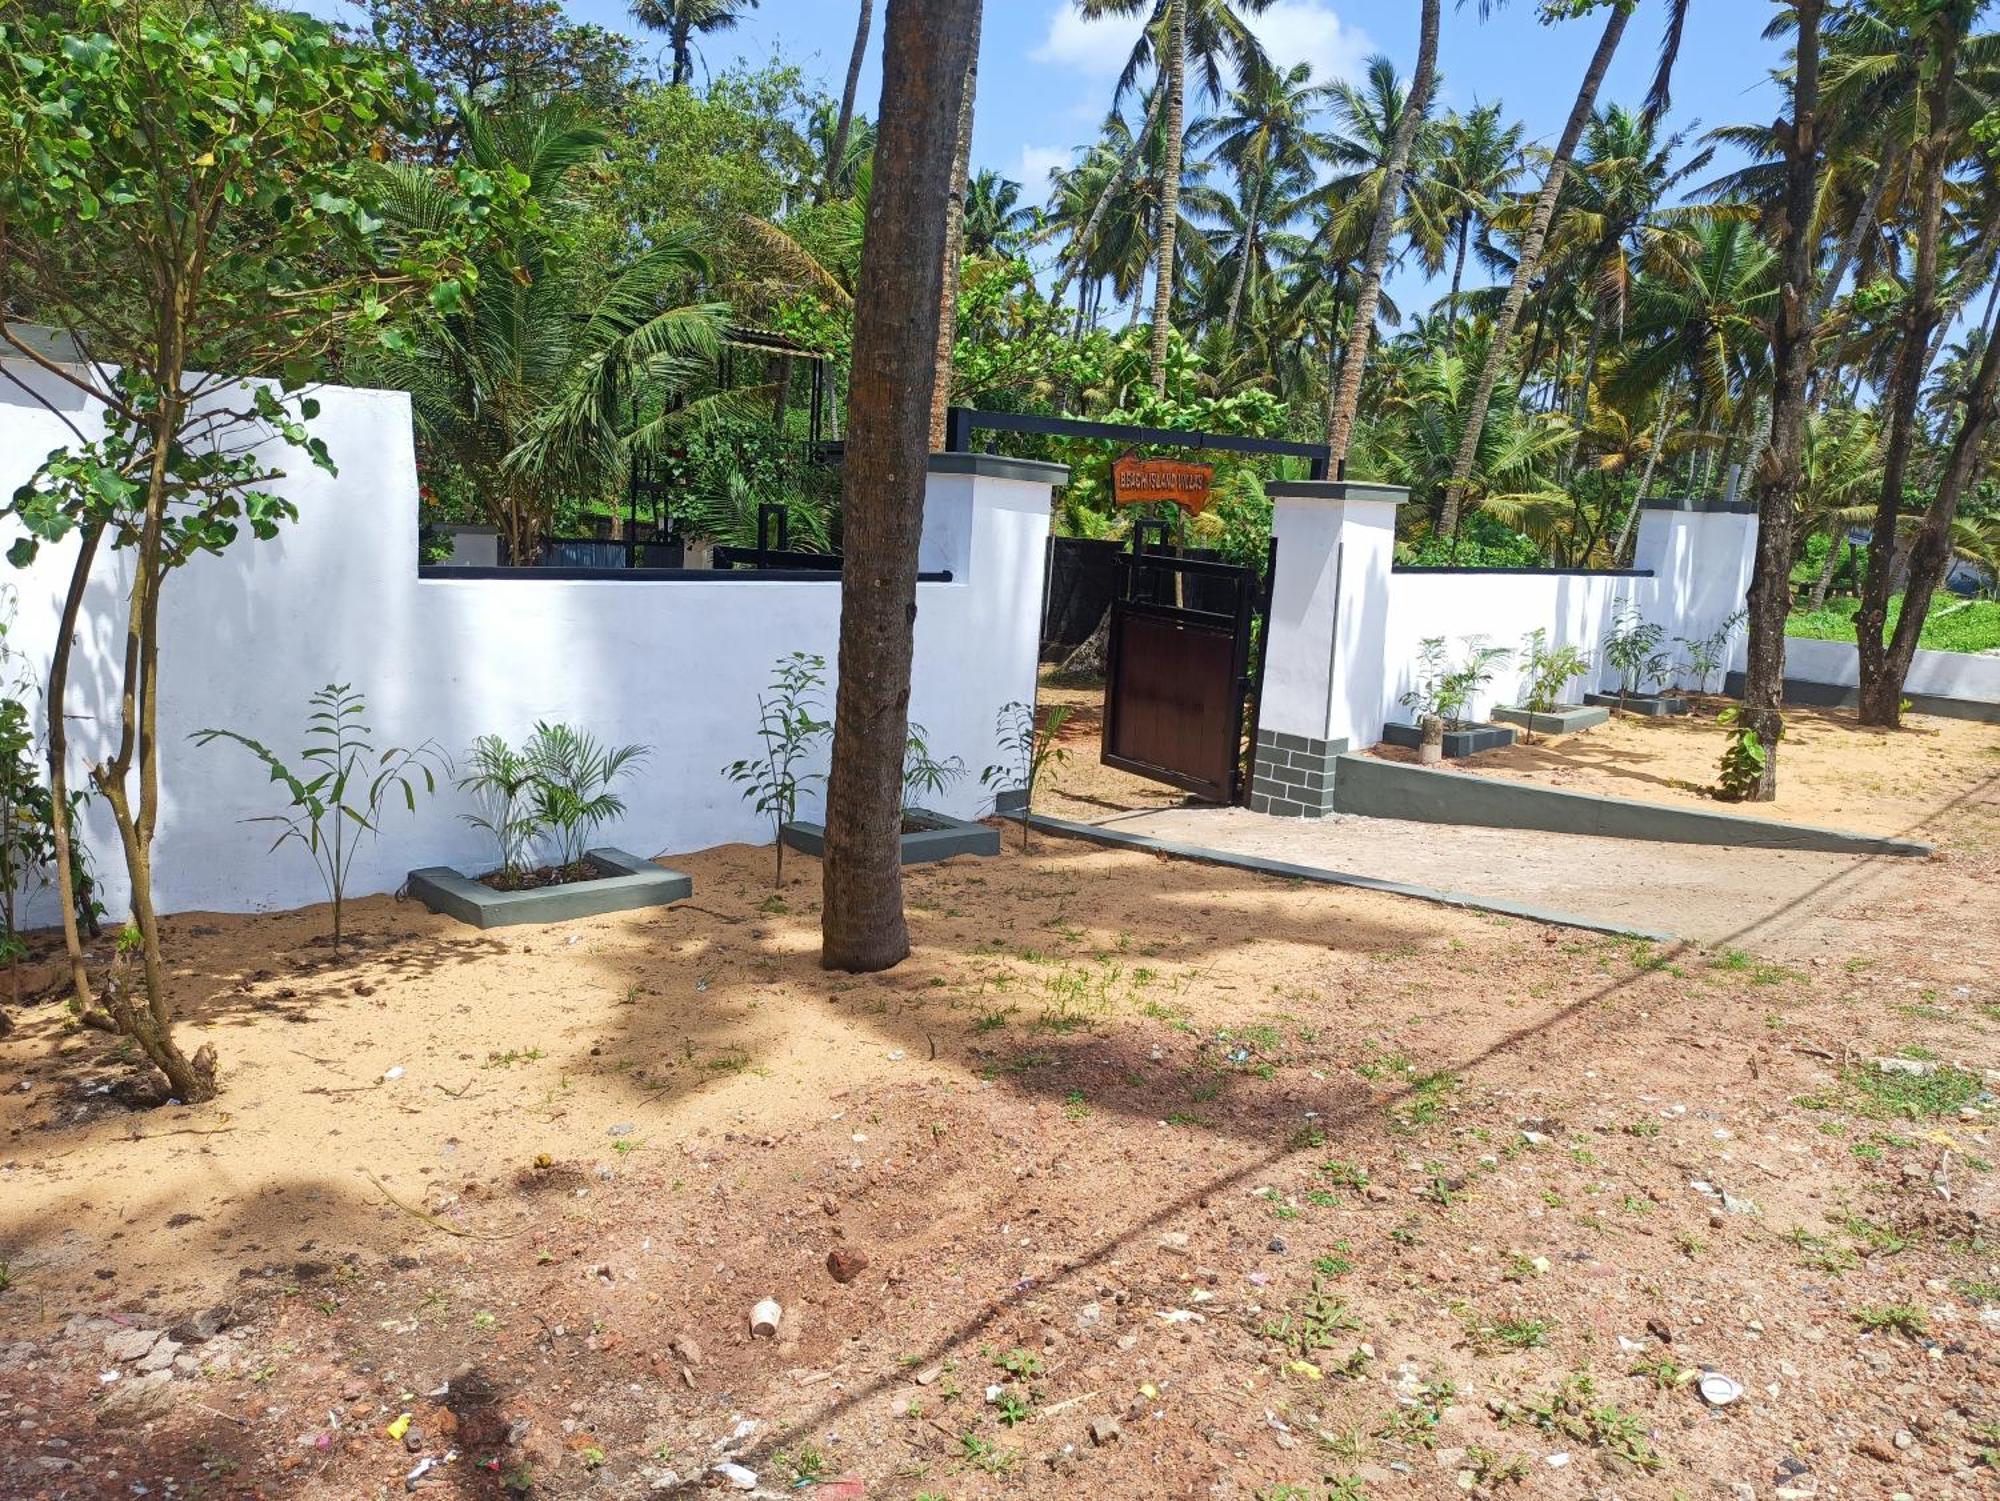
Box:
[522,724,650,869]
[1517,628,1592,714]
[1400,636,1512,729]
[726,652,831,886]
[1602,599,1669,698]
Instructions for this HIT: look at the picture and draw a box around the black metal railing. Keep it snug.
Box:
[944,406,1336,481]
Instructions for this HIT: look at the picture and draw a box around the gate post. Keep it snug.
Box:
[1251,480,1409,816]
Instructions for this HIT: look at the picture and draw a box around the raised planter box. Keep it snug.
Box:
[407,847,693,930]
[1583,691,1690,718]
[1379,720,1517,759]
[782,808,1000,866]
[1491,703,1612,737]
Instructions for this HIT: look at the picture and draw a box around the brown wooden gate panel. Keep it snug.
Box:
[1101,548,1269,803]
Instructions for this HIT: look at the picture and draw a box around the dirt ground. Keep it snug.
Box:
[1379,699,2000,844]
[3,799,2000,1500]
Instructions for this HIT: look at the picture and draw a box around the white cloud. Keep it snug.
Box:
[1030,7,1146,75]
[1017,144,1076,186]
[1254,1,1373,87]
[1030,1,1371,87]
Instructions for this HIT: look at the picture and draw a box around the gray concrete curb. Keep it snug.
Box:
[1024,813,1677,942]
[1330,755,1932,858]
[783,809,1000,865]
[407,848,693,929]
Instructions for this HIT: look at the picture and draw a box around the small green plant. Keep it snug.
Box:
[1853,1303,1929,1338]
[996,1347,1042,1379]
[1602,598,1668,703]
[522,722,648,869]
[725,651,830,886]
[1517,628,1593,717]
[1675,608,1746,694]
[982,700,1071,849]
[1713,704,1776,803]
[1502,1371,1658,1471]
[456,734,543,879]
[901,721,966,812]
[1400,635,1512,730]
[193,684,443,955]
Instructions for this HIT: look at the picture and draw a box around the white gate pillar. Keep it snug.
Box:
[1251,480,1409,816]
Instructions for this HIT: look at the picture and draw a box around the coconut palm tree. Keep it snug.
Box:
[964,170,1035,258]
[1191,60,1336,340]
[1075,0,1275,394]
[365,107,729,565]
[629,0,761,88]
[1325,0,1442,469]
[818,0,873,203]
[1437,0,1635,539]
[1433,103,1525,336]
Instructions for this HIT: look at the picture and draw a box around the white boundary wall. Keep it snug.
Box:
[1262,482,1758,754]
[1766,634,2000,704]
[0,363,1057,921]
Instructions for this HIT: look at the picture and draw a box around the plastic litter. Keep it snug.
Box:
[386,1412,412,1441]
[1698,1372,1744,1407]
[749,1298,782,1338]
[712,1461,758,1489]
[383,1066,405,1082]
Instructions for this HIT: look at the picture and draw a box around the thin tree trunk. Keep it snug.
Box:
[819,0,874,204]
[1446,214,1471,337]
[1439,1,1628,537]
[927,6,981,453]
[1864,299,2000,722]
[1223,169,1261,340]
[1859,24,1960,723]
[1327,0,1440,467]
[822,0,980,973]
[1147,0,1186,397]
[1741,0,1825,799]
[45,521,106,1022]
[1816,143,1901,320]
[1612,370,1679,563]
[1807,524,1845,612]
[1051,86,1167,309]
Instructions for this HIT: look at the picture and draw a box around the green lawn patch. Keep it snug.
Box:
[1788,595,2000,655]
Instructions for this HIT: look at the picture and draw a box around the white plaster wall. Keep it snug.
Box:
[0,363,1052,921]
[1365,507,1758,744]
[1778,634,2000,703]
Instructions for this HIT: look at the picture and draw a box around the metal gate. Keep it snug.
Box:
[1101,540,1273,804]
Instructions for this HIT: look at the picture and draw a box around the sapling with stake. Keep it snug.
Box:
[982,701,1071,850]
[1400,636,1512,734]
[1675,608,1747,696]
[1513,628,1594,743]
[1602,599,1668,707]
[194,685,445,957]
[726,652,831,886]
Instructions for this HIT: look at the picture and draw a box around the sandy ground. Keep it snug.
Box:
[1388,699,2000,843]
[1096,803,1998,963]
[2,816,1999,1499]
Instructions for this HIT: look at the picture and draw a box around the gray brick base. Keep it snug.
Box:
[1249,729,1347,817]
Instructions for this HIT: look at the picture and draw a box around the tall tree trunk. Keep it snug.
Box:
[671,19,693,87]
[927,5,980,452]
[1439,1,1628,537]
[1816,143,1901,320]
[819,0,875,203]
[1611,369,1679,563]
[1223,169,1261,340]
[822,0,980,973]
[1862,298,2000,722]
[1326,0,1440,468]
[1446,214,1471,337]
[1807,523,1845,612]
[1859,22,1960,724]
[1147,0,1186,396]
[1741,0,1825,799]
[1050,85,1167,308]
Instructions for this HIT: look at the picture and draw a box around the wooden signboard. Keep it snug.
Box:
[1112,455,1215,515]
